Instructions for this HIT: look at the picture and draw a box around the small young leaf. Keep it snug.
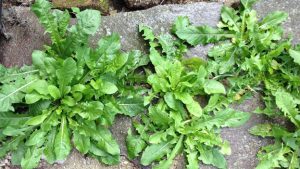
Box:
[141,141,172,166]
[48,85,61,99]
[204,80,226,94]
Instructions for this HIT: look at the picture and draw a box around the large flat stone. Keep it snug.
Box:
[52,0,110,14]
[0,7,49,67]
[92,2,223,58]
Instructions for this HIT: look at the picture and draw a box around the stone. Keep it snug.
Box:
[124,0,234,9]
[52,0,110,14]
[0,7,49,67]
[125,0,161,9]
[92,2,222,58]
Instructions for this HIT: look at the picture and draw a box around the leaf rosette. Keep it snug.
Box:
[0,0,148,168]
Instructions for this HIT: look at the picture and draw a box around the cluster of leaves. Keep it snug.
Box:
[125,25,250,169]
[0,0,148,168]
[173,0,300,168]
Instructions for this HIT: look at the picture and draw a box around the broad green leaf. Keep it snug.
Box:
[249,124,273,138]
[11,142,26,165]
[158,33,176,57]
[174,16,232,45]
[154,136,183,169]
[186,150,199,169]
[289,49,300,65]
[76,9,101,35]
[149,130,169,144]
[101,81,118,94]
[219,109,251,127]
[25,129,46,147]
[25,93,43,104]
[31,0,62,44]
[61,96,76,107]
[117,97,144,117]
[148,74,170,93]
[259,11,288,30]
[175,92,202,117]
[48,85,61,99]
[275,90,300,127]
[204,80,226,94]
[221,6,240,32]
[89,143,120,165]
[97,33,121,55]
[56,58,77,94]
[3,126,31,136]
[52,10,70,36]
[176,25,230,46]
[183,109,250,132]
[44,127,57,164]
[149,105,170,126]
[26,112,50,126]
[21,147,43,169]
[0,111,31,128]
[172,16,190,34]
[92,125,120,156]
[0,79,36,112]
[78,101,104,120]
[256,144,290,169]
[126,129,146,160]
[164,92,177,110]
[27,80,49,95]
[199,147,227,169]
[105,52,129,73]
[31,50,56,75]
[73,130,90,154]
[139,25,155,42]
[141,141,172,166]
[186,101,203,117]
[54,115,71,161]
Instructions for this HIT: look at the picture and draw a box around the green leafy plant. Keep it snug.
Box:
[0,0,148,168]
[126,25,250,169]
[173,0,300,168]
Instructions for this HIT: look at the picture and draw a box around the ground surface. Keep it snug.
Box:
[0,0,300,168]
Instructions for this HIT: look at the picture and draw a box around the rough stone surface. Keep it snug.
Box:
[93,2,223,58]
[125,0,161,9]
[52,0,110,14]
[124,0,238,9]
[0,1,299,169]
[0,7,49,67]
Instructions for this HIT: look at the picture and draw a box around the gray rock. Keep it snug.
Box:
[125,0,161,9]
[93,2,223,58]
[0,7,49,67]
